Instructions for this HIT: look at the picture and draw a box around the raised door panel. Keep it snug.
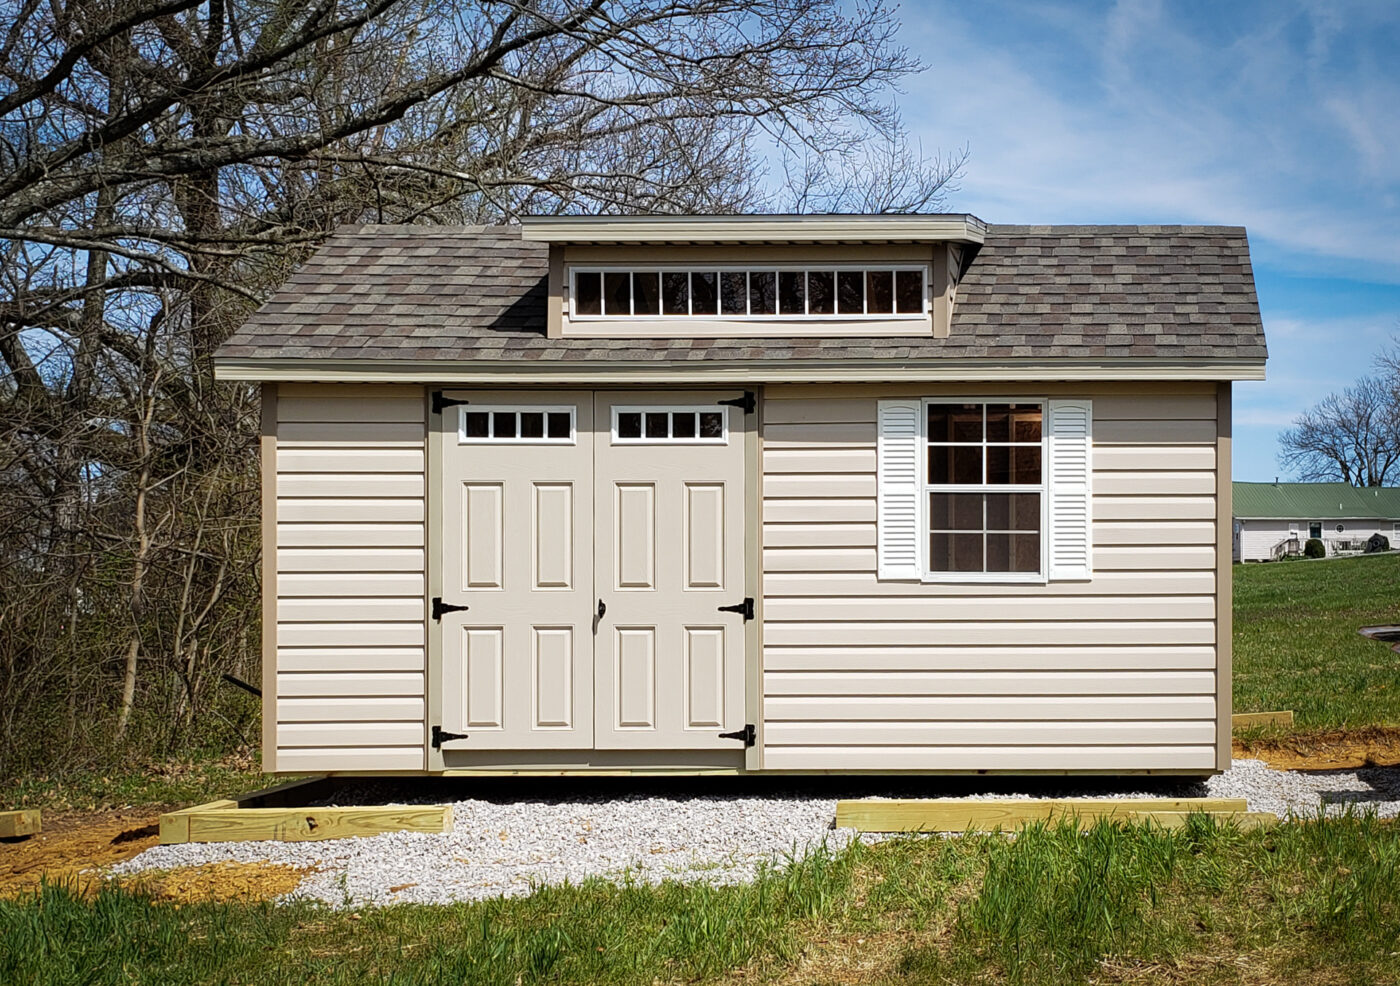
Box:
[438,391,594,750]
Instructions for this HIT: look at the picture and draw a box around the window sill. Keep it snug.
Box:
[920,572,1048,585]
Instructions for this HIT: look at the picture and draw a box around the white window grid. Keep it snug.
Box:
[457,405,576,445]
[921,398,1048,584]
[611,405,729,445]
[569,265,930,320]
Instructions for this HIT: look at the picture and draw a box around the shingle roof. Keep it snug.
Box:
[215,223,1266,365]
[1233,482,1400,520]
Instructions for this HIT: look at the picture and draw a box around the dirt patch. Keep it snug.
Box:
[0,810,161,897]
[1234,725,1400,771]
[114,861,310,904]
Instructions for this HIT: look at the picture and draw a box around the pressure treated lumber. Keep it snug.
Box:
[0,809,41,838]
[160,802,452,844]
[1231,710,1294,730]
[835,797,1251,832]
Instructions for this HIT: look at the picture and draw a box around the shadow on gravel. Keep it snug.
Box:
[307,773,1213,808]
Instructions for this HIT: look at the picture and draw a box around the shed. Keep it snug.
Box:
[1232,482,1400,561]
[214,215,1268,777]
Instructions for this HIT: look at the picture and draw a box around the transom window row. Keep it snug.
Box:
[572,268,926,318]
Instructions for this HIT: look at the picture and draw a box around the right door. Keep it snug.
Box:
[593,392,748,750]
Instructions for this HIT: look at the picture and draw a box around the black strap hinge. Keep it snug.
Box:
[432,597,469,622]
[719,724,755,746]
[717,597,754,621]
[717,391,756,415]
[432,725,469,748]
[432,391,470,415]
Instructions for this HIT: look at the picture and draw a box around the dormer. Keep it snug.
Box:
[520,214,986,340]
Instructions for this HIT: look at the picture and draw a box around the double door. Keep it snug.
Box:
[436,390,747,751]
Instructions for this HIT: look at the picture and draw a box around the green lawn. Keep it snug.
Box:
[1234,552,1400,729]
[4,816,1399,985]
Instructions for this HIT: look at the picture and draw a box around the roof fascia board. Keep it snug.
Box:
[215,357,1267,384]
[519,215,987,245]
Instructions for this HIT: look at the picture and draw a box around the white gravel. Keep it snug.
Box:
[110,758,1400,907]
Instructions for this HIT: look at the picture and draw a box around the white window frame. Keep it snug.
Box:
[568,264,930,321]
[457,405,576,445]
[610,405,729,445]
[921,398,1048,585]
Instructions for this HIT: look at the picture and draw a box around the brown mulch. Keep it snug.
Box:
[1233,724,1400,771]
[0,809,307,904]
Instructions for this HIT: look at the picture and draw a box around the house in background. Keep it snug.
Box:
[214,215,1266,778]
[1232,482,1400,562]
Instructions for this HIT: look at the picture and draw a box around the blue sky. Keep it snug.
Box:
[896,0,1400,481]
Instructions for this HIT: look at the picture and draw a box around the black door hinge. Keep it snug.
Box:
[717,391,756,415]
[432,725,469,748]
[717,597,754,621]
[432,597,469,622]
[719,724,756,746]
[432,390,470,415]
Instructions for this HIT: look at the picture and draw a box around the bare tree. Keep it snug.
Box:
[1279,373,1400,487]
[0,0,963,779]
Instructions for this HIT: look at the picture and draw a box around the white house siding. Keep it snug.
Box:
[270,384,427,772]
[1236,518,1395,562]
[760,383,1220,772]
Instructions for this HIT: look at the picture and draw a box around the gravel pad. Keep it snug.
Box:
[112,759,1400,907]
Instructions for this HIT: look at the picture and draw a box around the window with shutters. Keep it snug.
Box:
[924,401,1045,580]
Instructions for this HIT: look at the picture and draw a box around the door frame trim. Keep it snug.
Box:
[425,386,762,772]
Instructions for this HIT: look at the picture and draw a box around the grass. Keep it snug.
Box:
[6,752,273,813]
[1234,552,1400,729]
[4,816,1400,985]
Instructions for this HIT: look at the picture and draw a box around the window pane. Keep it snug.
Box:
[895,270,923,313]
[750,271,776,314]
[987,446,1042,485]
[699,411,724,438]
[547,412,572,439]
[930,532,983,572]
[987,493,1040,531]
[632,272,660,315]
[987,404,1042,442]
[663,272,689,314]
[645,412,669,438]
[520,412,544,439]
[929,493,983,531]
[493,411,516,438]
[604,271,630,315]
[617,412,641,439]
[928,445,982,484]
[720,272,747,315]
[778,271,805,314]
[691,272,718,315]
[672,412,696,439]
[575,271,602,315]
[866,270,893,313]
[928,404,982,443]
[807,270,835,314]
[838,271,863,313]
[465,411,489,438]
[988,533,1041,573]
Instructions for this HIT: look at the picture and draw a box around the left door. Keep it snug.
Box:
[438,390,594,749]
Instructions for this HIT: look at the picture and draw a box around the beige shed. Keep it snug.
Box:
[214,215,1267,777]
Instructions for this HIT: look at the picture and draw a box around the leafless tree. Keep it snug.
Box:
[0,0,963,779]
[1279,371,1400,487]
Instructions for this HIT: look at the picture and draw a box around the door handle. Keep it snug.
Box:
[597,599,607,619]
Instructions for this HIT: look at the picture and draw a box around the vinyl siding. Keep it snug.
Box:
[272,384,426,771]
[760,384,1220,772]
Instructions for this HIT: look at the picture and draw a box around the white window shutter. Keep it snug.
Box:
[877,399,922,580]
[1048,399,1093,581]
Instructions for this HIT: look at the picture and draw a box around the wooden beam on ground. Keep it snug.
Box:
[1129,811,1278,832]
[0,809,41,839]
[160,803,452,845]
[835,798,1251,833]
[1232,710,1294,730]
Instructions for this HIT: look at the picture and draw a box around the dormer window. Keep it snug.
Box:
[570,266,927,319]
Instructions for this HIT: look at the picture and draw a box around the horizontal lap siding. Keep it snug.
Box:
[760,386,1218,772]
[274,385,426,771]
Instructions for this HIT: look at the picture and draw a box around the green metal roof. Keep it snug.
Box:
[1232,482,1400,520]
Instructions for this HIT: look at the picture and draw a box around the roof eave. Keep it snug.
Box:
[214,356,1266,384]
[518,214,988,245]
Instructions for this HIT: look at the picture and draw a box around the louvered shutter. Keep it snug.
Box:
[1047,399,1093,581]
[877,399,922,580]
